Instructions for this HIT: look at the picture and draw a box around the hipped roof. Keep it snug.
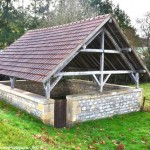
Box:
[0,14,149,82]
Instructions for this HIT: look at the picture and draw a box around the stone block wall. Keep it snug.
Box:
[66,89,143,126]
[0,80,143,127]
[1,80,130,98]
[0,83,54,126]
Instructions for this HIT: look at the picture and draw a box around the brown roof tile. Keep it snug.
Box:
[0,15,110,82]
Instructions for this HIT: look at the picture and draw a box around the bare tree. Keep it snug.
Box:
[39,0,96,28]
[137,12,150,48]
[137,12,150,70]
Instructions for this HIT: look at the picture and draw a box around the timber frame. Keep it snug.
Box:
[43,27,145,99]
[4,14,148,99]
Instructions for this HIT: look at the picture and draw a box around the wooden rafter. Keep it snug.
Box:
[104,28,136,71]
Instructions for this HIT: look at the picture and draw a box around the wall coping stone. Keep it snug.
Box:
[67,88,142,101]
[0,83,54,104]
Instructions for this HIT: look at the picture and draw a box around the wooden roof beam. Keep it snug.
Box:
[54,70,145,77]
[80,49,121,54]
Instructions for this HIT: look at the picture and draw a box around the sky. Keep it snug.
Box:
[111,0,150,34]
[15,0,150,34]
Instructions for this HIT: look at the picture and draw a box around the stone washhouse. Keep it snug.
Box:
[0,14,149,128]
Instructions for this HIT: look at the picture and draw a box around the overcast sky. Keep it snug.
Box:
[15,0,150,34]
[111,0,150,33]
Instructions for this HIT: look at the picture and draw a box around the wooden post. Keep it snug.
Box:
[10,77,15,89]
[44,80,51,99]
[100,30,104,92]
[130,73,139,89]
[135,73,139,89]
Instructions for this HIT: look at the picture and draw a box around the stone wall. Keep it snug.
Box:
[66,89,143,126]
[1,80,130,98]
[0,83,54,126]
[0,80,143,127]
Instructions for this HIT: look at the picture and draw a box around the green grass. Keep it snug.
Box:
[140,83,150,100]
[0,83,150,150]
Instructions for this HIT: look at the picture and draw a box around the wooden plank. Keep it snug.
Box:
[80,49,121,54]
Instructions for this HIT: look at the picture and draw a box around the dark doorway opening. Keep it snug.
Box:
[54,99,67,128]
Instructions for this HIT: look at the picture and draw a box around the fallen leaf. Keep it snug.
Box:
[88,144,97,150]
[92,140,97,144]
[116,143,125,150]
[33,134,42,139]
[33,134,56,146]
[100,140,106,145]
[120,134,124,137]
[112,140,120,145]
[141,141,146,144]
[142,137,147,142]
[76,147,80,150]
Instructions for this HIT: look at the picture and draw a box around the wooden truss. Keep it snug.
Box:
[9,28,145,99]
[40,28,145,99]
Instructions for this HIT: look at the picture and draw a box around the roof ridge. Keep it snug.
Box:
[29,14,110,32]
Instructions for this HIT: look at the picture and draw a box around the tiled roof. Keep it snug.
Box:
[0,14,110,82]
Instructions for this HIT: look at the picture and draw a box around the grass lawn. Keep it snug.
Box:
[0,83,149,150]
[140,83,150,100]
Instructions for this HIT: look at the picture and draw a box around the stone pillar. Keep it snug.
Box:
[66,96,81,126]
